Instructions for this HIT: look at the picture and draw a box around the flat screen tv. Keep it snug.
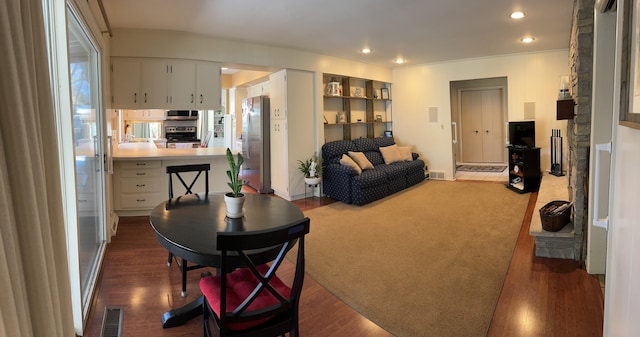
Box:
[508,121,535,148]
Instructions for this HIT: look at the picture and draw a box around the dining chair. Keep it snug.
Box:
[199,217,311,337]
[166,163,211,297]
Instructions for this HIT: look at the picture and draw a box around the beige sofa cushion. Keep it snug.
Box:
[379,145,404,164]
[348,151,374,170]
[397,146,414,161]
[340,154,362,174]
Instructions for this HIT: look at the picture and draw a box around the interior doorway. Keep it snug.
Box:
[450,77,508,171]
[460,88,504,162]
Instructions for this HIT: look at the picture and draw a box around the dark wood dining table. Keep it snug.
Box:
[149,192,304,328]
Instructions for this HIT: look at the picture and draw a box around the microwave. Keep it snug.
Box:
[166,110,198,120]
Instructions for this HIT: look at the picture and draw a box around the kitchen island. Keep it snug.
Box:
[113,143,239,216]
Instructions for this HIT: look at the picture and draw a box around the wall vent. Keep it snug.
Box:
[429,171,445,180]
[100,306,123,337]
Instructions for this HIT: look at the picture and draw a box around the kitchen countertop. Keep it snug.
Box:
[113,142,233,160]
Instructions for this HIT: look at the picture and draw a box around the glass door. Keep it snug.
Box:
[66,4,106,323]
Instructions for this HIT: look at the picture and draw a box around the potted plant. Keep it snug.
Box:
[224,148,246,218]
[297,153,322,185]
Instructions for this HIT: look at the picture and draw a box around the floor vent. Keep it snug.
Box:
[100,306,123,337]
[429,170,445,180]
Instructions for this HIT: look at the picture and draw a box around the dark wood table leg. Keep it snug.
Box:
[161,296,204,328]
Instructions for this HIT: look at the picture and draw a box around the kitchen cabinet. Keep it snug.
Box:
[123,110,166,120]
[268,69,314,200]
[269,73,285,120]
[168,61,197,109]
[271,119,288,195]
[111,58,141,109]
[196,61,222,110]
[112,157,228,216]
[140,60,170,108]
[112,160,164,213]
[111,58,168,109]
[247,81,269,98]
[111,57,221,110]
[322,74,392,142]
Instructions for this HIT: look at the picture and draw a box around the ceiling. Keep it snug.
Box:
[101,0,574,69]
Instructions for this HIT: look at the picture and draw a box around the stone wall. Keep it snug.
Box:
[567,0,594,262]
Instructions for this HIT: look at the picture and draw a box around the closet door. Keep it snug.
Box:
[460,90,484,163]
[460,88,504,163]
[480,88,504,162]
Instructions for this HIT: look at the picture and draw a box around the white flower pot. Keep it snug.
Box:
[224,193,245,218]
[304,177,321,186]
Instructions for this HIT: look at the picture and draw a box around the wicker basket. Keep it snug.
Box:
[539,200,571,232]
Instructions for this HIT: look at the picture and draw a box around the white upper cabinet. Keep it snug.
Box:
[123,110,166,120]
[111,57,221,110]
[140,60,169,108]
[168,62,197,109]
[246,81,270,98]
[269,73,285,120]
[196,62,222,110]
[111,58,141,109]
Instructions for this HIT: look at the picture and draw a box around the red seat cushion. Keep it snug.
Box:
[199,264,291,331]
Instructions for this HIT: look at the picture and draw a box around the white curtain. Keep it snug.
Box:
[0,1,75,336]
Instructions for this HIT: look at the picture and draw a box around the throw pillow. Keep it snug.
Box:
[347,151,374,170]
[397,146,414,161]
[379,145,404,164]
[340,154,362,174]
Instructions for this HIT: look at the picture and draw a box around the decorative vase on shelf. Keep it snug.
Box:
[328,78,340,96]
[224,193,245,219]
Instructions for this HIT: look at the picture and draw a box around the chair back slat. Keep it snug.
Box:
[214,217,310,335]
[217,220,309,250]
[166,163,210,199]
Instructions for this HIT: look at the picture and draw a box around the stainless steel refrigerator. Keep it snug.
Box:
[241,96,273,193]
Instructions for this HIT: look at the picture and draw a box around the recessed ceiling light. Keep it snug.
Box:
[394,57,405,64]
[521,37,535,43]
[361,48,372,54]
[510,11,526,19]
[221,67,229,70]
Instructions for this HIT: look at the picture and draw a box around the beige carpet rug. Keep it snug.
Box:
[297,180,530,337]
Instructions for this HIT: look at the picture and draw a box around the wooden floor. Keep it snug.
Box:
[83,185,604,337]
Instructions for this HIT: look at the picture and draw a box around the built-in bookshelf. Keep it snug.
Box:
[323,74,392,142]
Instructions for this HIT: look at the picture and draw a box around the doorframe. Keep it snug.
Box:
[450,77,509,173]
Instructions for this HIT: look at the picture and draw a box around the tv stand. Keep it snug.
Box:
[506,146,541,193]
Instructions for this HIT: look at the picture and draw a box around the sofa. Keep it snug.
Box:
[322,137,426,205]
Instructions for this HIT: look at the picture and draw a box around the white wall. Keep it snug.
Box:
[110,28,392,83]
[392,50,570,180]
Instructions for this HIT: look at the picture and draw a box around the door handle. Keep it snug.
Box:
[452,122,457,144]
[107,136,113,174]
[593,142,612,230]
